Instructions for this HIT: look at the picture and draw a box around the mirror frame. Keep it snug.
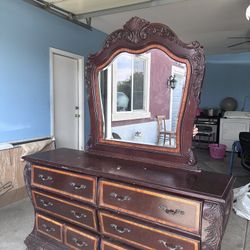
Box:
[85,17,205,170]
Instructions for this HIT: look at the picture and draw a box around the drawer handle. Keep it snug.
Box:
[110,223,131,234]
[159,205,185,216]
[70,182,87,190]
[70,210,87,219]
[38,174,53,182]
[42,224,56,233]
[72,237,88,247]
[110,192,131,202]
[158,240,184,250]
[40,199,53,207]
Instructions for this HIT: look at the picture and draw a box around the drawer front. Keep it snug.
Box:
[99,180,201,234]
[32,165,96,204]
[99,212,199,250]
[36,213,63,242]
[64,225,99,250]
[33,191,97,230]
[101,239,136,250]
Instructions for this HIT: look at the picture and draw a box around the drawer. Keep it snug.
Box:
[32,191,97,231]
[99,212,199,250]
[64,225,99,250]
[36,213,63,242]
[32,165,96,204]
[101,239,136,250]
[99,180,201,234]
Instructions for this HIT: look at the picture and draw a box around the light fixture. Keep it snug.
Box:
[167,75,176,89]
[246,5,250,20]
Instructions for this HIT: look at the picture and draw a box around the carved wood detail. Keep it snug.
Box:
[201,202,225,250]
[25,230,68,250]
[24,163,32,200]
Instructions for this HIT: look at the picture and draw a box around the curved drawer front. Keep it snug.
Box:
[99,212,199,250]
[36,213,63,242]
[101,239,136,250]
[32,165,96,204]
[33,191,97,230]
[64,225,99,250]
[99,180,201,234]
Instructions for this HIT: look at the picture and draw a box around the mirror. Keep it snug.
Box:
[99,48,188,148]
[86,16,205,168]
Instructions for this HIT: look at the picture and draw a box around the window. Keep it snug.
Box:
[112,52,151,121]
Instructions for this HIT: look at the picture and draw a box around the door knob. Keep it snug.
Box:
[75,114,80,118]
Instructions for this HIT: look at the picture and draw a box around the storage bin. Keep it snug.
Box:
[209,143,226,159]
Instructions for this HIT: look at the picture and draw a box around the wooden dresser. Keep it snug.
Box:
[23,148,233,250]
[23,17,234,250]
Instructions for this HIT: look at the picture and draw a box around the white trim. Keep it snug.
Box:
[111,52,151,121]
[170,64,186,130]
[49,48,84,150]
[112,111,151,121]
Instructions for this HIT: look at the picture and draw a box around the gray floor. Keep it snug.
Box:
[0,149,250,250]
[195,148,250,250]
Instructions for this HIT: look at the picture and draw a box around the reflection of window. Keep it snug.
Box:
[112,53,151,121]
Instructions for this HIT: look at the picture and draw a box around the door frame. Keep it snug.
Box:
[50,47,84,150]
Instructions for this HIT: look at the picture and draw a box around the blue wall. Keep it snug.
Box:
[0,0,106,144]
[200,53,250,111]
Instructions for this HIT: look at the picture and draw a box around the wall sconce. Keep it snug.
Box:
[167,75,176,89]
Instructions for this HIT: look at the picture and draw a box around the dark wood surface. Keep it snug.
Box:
[32,190,97,230]
[99,179,201,234]
[23,148,234,202]
[99,211,199,250]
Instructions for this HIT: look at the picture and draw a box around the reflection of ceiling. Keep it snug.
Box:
[32,0,250,55]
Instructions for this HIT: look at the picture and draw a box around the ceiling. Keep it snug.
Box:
[41,0,250,55]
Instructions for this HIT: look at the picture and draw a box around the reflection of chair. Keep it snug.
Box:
[156,115,176,146]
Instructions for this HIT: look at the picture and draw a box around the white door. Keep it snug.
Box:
[50,48,84,150]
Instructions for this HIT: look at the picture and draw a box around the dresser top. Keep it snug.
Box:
[23,148,234,203]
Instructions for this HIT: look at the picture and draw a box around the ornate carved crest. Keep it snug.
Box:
[104,16,177,48]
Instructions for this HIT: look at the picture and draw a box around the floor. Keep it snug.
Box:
[0,148,249,250]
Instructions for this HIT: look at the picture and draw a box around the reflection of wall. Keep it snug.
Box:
[150,49,172,119]
[112,121,158,144]
[112,49,174,127]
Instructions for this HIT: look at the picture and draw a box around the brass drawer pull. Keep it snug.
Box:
[70,210,87,219]
[72,237,88,247]
[40,199,53,207]
[38,174,53,182]
[159,205,185,216]
[42,224,55,233]
[110,192,131,202]
[158,240,184,250]
[110,223,131,234]
[70,182,87,190]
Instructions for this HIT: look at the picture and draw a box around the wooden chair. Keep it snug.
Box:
[156,115,176,146]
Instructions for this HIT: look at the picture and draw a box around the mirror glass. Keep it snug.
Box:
[99,48,187,148]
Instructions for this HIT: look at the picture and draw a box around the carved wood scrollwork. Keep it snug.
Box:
[104,17,177,48]
[202,202,224,250]
[23,163,32,200]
